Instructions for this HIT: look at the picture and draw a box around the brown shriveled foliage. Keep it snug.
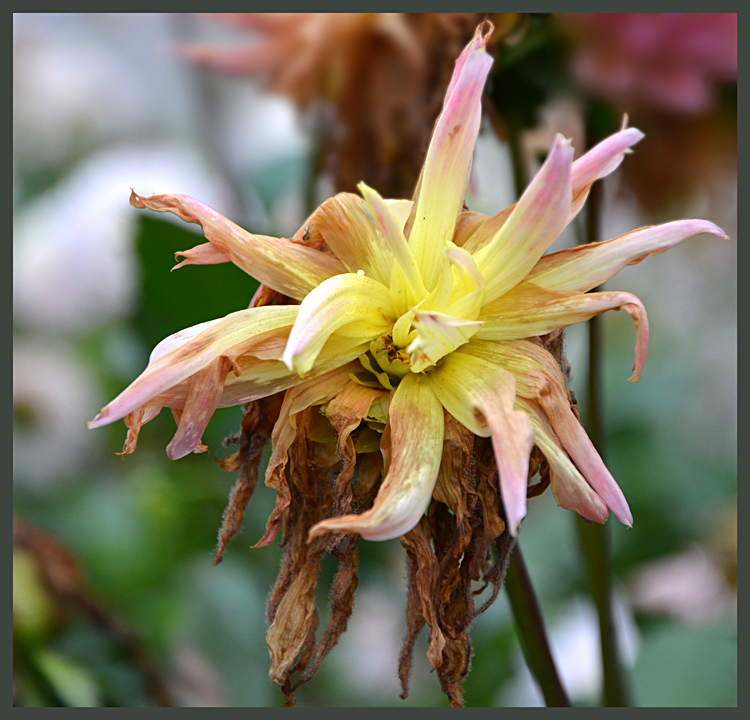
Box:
[213,328,579,706]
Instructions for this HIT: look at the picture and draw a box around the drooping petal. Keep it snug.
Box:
[472,135,574,304]
[282,273,394,376]
[130,191,345,300]
[166,356,233,460]
[516,397,609,523]
[526,219,729,293]
[88,305,298,428]
[427,351,534,536]
[405,23,494,291]
[462,338,632,526]
[308,372,444,541]
[311,192,393,286]
[476,284,649,381]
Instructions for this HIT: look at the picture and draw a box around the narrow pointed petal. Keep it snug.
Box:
[464,338,633,526]
[309,372,444,541]
[527,219,729,293]
[282,273,393,376]
[459,129,643,255]
[477,285,649,381]
[569,127,645,221]
[312,192,393,286]
[428,352,534,536]
[166,357,233,460]
[473,135,574,303]
[517,397,609,523]
[405,23,494,291]
[88,305,298,428]
[172,242,231,270]
[120,403,162,456]
[130,191,345,300]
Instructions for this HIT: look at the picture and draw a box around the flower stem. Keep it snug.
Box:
[505,544,571,707]
[576,107,630,707]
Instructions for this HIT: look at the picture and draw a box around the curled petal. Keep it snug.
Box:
[88,305,298,429]
[282,273,394,376]
[173,242,231,270]
[405,23,494,291]
[166,357,233,460]
[517,398,609,524]
[428,352,534,536]
[309,373,444,541]
[527,219,729,293]
[130,191,345,300]
[408,309,483,373]
[473,135,574,304]
[477,285,650,382]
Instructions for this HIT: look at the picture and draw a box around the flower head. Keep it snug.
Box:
[89,22,727,702]
[91,21,726,539]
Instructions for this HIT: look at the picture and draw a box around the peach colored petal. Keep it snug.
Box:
[477,285,650,382]
[172,242,231,270]
[166,357,233,460]
[130,191,345,300]
[88,305,298,429]
[427,351,534,536]
[527,219,729,293]
[308,372,444,541]
[311,192,393,286]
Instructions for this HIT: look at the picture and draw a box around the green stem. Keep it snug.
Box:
[505,544,571,707]
[575,109,630,707]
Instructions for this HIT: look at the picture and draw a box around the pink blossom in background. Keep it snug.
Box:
[560,13,737,114]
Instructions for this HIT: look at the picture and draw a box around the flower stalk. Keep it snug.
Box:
[505,544,571,707]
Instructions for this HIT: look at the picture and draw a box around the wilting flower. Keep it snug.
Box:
[90,23,726,703]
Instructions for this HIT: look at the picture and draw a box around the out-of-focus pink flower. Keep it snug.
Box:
[560,13,737,114]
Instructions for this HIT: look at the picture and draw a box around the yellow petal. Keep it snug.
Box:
[516,397,609,524]
[282,273,394,376]
[308,372,444,541]
[427,351,534,536]
[130,191,345,300]
[405,24,494,291]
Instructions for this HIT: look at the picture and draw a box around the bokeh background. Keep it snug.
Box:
[13,13,736,707]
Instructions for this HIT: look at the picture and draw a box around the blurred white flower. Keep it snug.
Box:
[14,145,235,333]
[13,338,101,490]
